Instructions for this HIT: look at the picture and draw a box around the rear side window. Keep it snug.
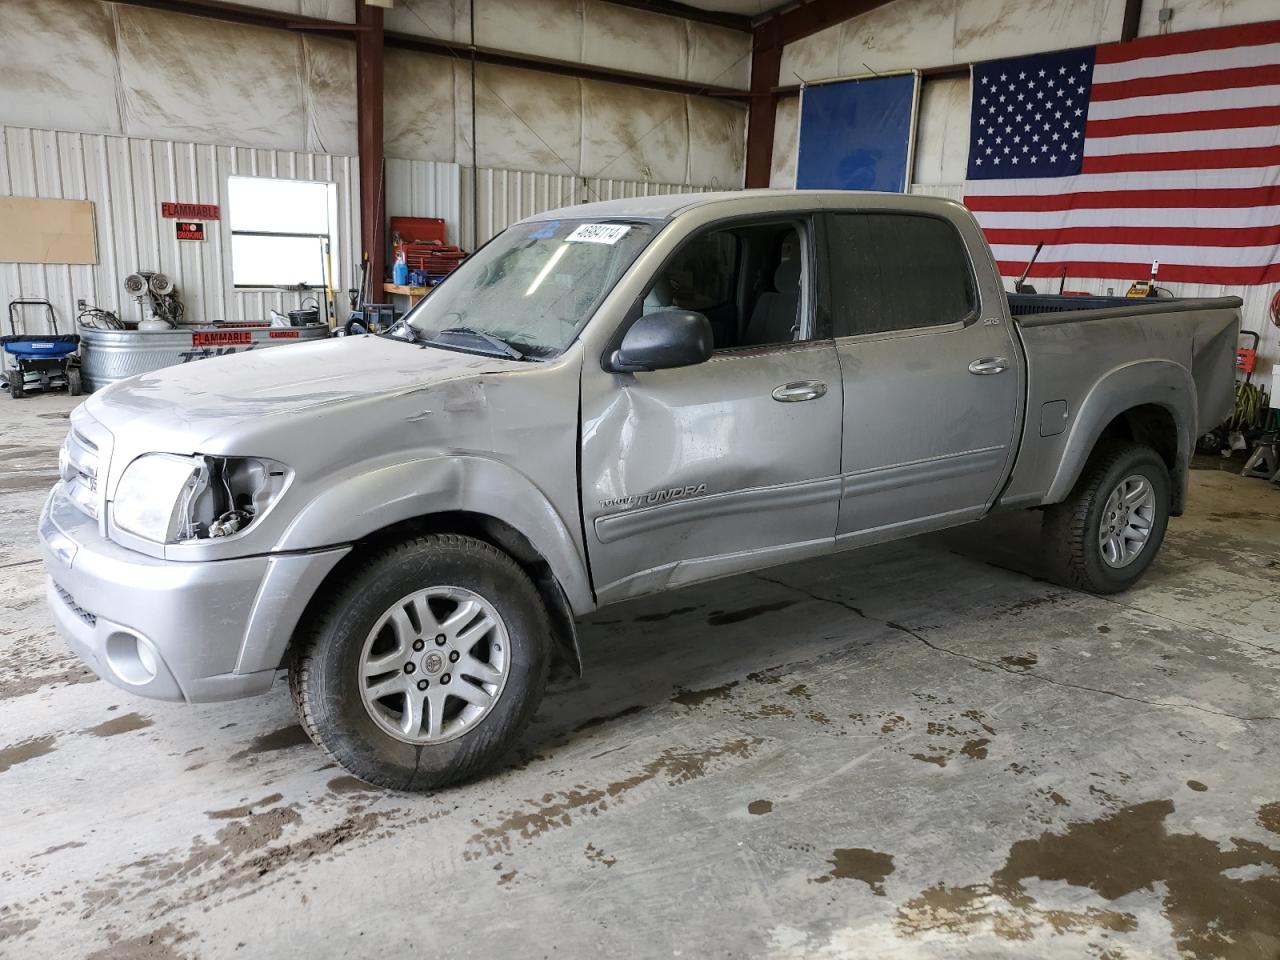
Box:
[828,213,975,336]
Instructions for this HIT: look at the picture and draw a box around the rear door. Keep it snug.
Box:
[826,209,1023,546]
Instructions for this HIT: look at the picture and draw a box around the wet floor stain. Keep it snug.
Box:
[326,776,373,795]
[572,704,644,732]
[960,738,991,760]
[910,752,948,767]
[897,799,1280,958]
[206,793,284,820]
[671,680,738,707]
[633,606,697,623]
[84,922,193,960]
[228,725,311,761]
[748,799,773,815]
[466,737,763,857]
[813,848,895,895]
[0,734,57,773]
[1260,802,1280,835]
[998,653,1038,670]
[34,840,86,857]
[1097,625,1112,633]
[1187,780,1208,792]
[706,600,794,626]
[584,842,617,867]
[84,712,153,738]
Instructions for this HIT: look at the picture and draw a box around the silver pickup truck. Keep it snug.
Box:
[39,191,1239,790]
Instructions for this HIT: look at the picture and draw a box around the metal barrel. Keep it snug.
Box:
[79,324,329,392]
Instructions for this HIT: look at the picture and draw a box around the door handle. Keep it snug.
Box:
[968,357,1009,375]
[772,380,827,402]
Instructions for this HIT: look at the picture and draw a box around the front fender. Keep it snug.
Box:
[274,455,594,614]
[1045,359,1196,507]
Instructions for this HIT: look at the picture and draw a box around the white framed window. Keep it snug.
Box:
[228,176,338,288]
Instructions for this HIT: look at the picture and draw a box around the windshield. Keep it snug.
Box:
[397,218,657,358]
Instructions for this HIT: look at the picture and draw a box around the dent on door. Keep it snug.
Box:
[581,344,844,601]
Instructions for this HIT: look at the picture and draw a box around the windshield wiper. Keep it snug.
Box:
[436,326,525,360]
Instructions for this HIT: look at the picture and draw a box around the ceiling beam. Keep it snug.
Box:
[596,0,752,33]
[111,0,366,34]
[385,32,751,99]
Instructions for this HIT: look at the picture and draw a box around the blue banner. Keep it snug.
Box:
[796,74,917,191]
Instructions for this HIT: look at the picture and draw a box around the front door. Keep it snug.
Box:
[825,209,1023,546]
[580,215,844,603]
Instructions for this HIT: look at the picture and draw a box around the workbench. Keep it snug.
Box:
[383,283,432,308]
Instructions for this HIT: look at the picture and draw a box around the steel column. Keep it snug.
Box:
[356,0,385,295]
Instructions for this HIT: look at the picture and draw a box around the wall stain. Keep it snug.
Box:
[85,712,153,738]
[228,725,311,761]
[896,799,1280,958]
[466,737,762,857]
[672,680,738,707]
[0,734,57,773]
[706,600,794,626]
[748,799,773,815]
[813,848,895,895]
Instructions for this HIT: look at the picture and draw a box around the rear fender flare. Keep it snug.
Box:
[1045,359,1196,508]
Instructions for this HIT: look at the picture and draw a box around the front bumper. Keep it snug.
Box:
[39,485,348,703]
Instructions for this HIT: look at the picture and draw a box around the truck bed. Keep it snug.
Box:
[998,293,1242,513]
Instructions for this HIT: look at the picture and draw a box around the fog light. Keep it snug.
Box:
[104,631,159,685]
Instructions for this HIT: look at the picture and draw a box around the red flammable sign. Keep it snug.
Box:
[192,330,253,347]
[162,202,220,220]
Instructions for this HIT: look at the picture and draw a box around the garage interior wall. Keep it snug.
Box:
[0,0,748,333]
[768,0,1280,375]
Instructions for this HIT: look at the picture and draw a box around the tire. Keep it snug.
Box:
[67,368,82,397]
[8,369,24,399]
[1042,441,1171,594]
[290,534,552,791]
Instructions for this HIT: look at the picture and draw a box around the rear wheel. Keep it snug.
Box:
[67,368,82,397]
[1042,442,1171,594]
[7,368,24,399]
[290,534,552,791]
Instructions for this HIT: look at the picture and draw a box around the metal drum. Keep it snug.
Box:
[80,323,329,392]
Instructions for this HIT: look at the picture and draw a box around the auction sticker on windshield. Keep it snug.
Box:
[567,223,631,245]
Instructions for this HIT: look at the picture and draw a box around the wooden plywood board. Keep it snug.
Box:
[0,197,98,264]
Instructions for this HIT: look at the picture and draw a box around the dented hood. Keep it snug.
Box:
[84,334,522,457]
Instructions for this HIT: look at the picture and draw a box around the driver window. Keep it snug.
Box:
[641,221,806,350]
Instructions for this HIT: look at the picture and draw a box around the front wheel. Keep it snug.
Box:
[1042,442,1171,594]
[290,534,552,790]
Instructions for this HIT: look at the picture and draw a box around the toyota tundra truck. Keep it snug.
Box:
[39,191,1240,790]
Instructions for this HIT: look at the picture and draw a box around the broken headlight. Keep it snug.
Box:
[111,453,289,544]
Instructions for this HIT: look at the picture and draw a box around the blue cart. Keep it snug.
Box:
[3,299,81,399]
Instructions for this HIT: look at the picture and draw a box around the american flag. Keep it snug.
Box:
[963,21,1280,286]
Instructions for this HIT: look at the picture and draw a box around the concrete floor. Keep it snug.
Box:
[2,392,1279,960]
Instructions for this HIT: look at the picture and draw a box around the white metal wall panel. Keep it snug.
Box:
[0,125,357,334]
[912,75,971,186]
[460,166,707,249]
[385,158,465,245]
[770,96,800,188]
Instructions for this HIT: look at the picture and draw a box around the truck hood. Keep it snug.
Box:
[84,334,522,458]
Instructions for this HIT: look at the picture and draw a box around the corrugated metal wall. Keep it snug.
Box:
[386,159,711,251]
[0,124,359,334]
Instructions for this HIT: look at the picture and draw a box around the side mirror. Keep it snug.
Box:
[608,309,713,373]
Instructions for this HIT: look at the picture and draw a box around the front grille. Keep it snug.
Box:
[54,584,96,627]
[61,423,108,521]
